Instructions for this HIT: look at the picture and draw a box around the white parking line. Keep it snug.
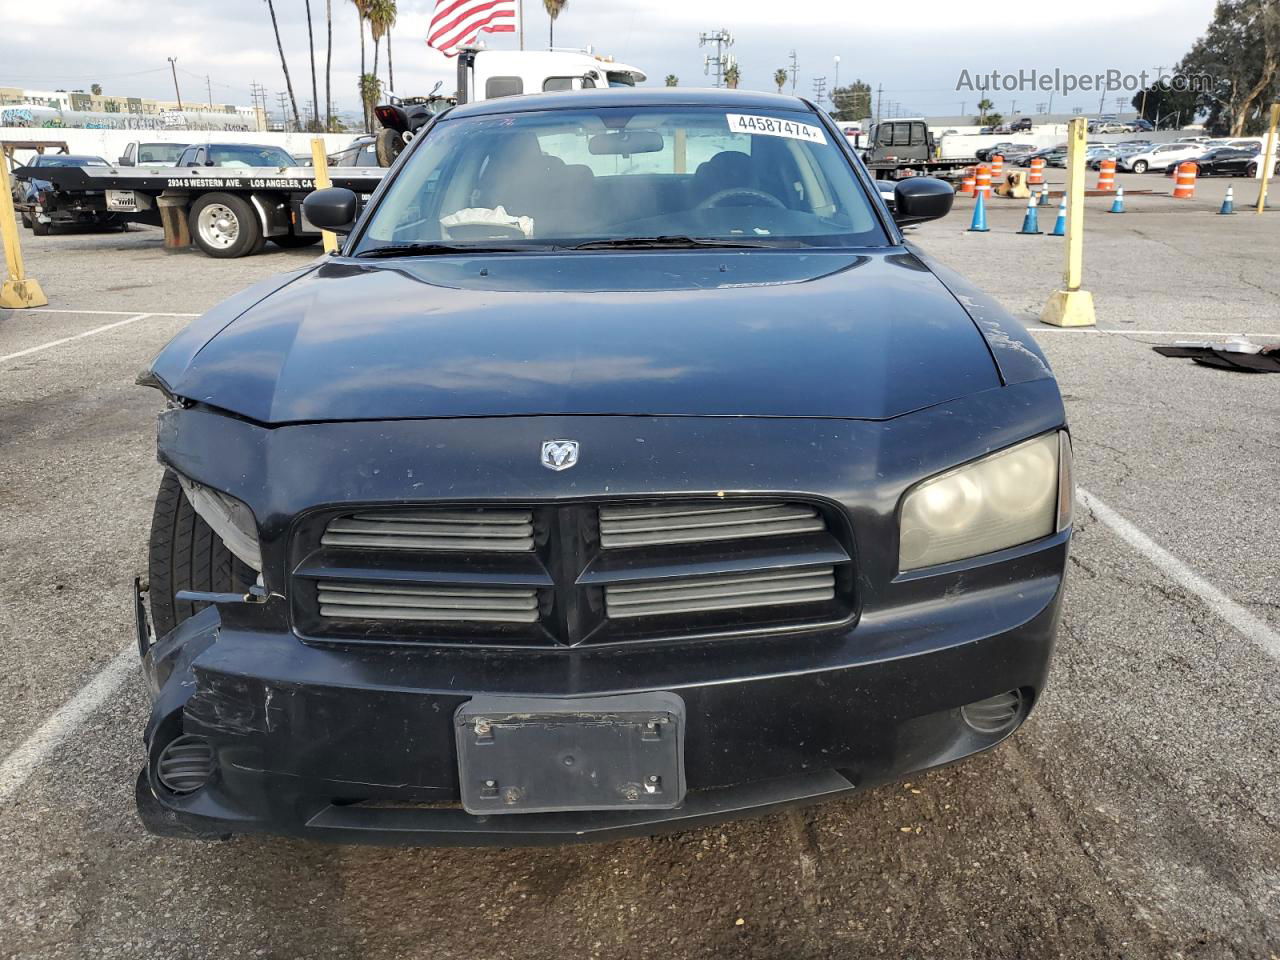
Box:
[1030,328,1280,337]
[0,646,137,803]
[20,308,199,318]
[1077,487,1280,663]
[0,313,153,364]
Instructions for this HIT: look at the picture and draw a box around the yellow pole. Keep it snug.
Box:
[1255,103,1280,214]
[1041,116,1095,327]
[310,137,338,254]
[0,156,48,309]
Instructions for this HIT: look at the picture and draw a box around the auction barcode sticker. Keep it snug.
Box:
[726,114,826,144]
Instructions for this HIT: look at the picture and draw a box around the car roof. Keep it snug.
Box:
[447,87,818,119]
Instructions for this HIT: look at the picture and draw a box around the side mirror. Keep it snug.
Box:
[303,187,359,232]
[892,177,954,226]
[118,155,134,166]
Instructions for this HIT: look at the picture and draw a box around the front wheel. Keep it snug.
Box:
[1132,160,1148,174]
[1246,162,1258,178]
[148,470,258,637]
[375,127,402,167]
[190,192,263,258]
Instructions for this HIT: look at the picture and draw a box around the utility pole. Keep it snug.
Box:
[788,50,798,95]
[833,55,840,93]
[1010,100,1017,115]
[276,92,292,131]
[167,57,183,110]
[699,29,734,88]
[959,101,966,117]
[206,75,214,111]
[812,77,827,106]
[875,84,883,123]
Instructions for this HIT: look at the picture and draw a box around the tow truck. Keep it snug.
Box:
[863,118,977,181]
[12,158,388,258]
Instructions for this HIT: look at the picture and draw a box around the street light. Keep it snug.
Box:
[167,57,184,111]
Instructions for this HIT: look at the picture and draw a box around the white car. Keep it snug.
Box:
[1118,142,1206,173]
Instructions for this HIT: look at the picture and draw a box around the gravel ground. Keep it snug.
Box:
[1,185,1278,960]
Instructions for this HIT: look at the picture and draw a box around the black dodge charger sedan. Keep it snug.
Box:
[136,89,1072,845]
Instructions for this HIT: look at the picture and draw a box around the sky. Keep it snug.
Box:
[3,0,1219,122]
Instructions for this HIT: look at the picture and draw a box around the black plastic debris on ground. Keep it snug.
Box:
[1153,338,1280,373]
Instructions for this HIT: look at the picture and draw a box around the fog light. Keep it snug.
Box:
[960,690,1024,734]
[156,734,215,794]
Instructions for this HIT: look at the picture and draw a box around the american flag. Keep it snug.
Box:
[427,0,518,57]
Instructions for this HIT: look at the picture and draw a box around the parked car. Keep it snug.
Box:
[1017,145,1067,166]
[1131,119,1154,132]
[11,154,120,235]
[133,87,1071,846]
[116,141,189,166]
[174,143,298,168]
[976,142,1017,162]
[1089,121,1131,134]
[1168,146,1280,178]
[1010,117,1033,132]
[329,136,381,167]
[1118,141,1206,173]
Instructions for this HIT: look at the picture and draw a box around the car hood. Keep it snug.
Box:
[152,250,1004,424]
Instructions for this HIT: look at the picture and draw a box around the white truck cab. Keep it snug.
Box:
[457,49,646,104]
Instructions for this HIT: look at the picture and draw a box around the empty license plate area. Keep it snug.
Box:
[455,693,686,815]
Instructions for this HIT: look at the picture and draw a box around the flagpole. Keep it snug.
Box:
[518,0,524,49]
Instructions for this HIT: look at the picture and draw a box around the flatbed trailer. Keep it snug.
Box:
[866,157,978,181]
[10,163,389,258]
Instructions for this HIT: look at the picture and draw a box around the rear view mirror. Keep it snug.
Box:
[589,131,664,156]
[892,177,954,226]
[303,187,359,233]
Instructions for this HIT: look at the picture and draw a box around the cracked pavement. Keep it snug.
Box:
[1,190,1278,959]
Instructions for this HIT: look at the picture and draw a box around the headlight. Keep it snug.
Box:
[176,475,262,571]
[899,432,1071,571]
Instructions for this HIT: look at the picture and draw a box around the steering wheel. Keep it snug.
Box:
[697,188,786,210]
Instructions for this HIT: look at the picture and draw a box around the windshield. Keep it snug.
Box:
[354,106,886,253]
[206,145,295,167]
[39,156,108,167]
[138,143,186,163]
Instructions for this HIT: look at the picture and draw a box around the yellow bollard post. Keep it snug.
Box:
[310,137,338,254]
[1255,103,1279,214]
[0,154,48,308]
[1040,117,1095,327]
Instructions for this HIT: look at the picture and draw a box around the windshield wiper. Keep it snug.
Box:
[571,235,778,250]
[354,242,528,258]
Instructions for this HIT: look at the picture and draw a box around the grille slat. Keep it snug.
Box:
[322,508,534,553]
[599,501,823,549]
[606,566,836,619]
[317,580,539,623]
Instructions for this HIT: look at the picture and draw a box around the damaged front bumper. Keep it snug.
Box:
[133,547,1065,847]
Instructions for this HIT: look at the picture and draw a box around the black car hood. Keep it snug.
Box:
[153,250,1004,424]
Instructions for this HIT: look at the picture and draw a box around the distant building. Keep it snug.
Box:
[0,85,267,131]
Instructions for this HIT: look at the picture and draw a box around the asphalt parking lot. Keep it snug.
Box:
[1,175,1278,959]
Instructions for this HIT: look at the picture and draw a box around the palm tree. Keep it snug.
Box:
[265,0,301,131]
[351,0,370,130]
[773,69,787,94]
[543,0,567,48]
[369,0,396,93]
[665,74,678,87]
[977,98,993,123]
[305,0,320,131]
[724,64,740,89]
[324,0,333,130]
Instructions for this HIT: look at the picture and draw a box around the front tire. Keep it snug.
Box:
[190,192,263,258]
[148,470,258,637]
[1247,162,1258,178]
[1132,160,1148,174]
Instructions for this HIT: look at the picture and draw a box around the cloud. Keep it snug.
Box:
[3,0,1218,120]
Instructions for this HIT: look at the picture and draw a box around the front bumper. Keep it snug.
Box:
[135,541,1066,846]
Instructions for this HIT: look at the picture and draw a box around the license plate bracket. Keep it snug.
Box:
[455,693,685,815]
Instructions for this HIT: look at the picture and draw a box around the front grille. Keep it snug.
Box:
[321,508,534,552]
[292,498,854,647]
[317,581,540,623]
[599,501,823,548]
[606,565,837,618]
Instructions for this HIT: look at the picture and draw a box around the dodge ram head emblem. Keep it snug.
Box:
[541,440,579,471]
